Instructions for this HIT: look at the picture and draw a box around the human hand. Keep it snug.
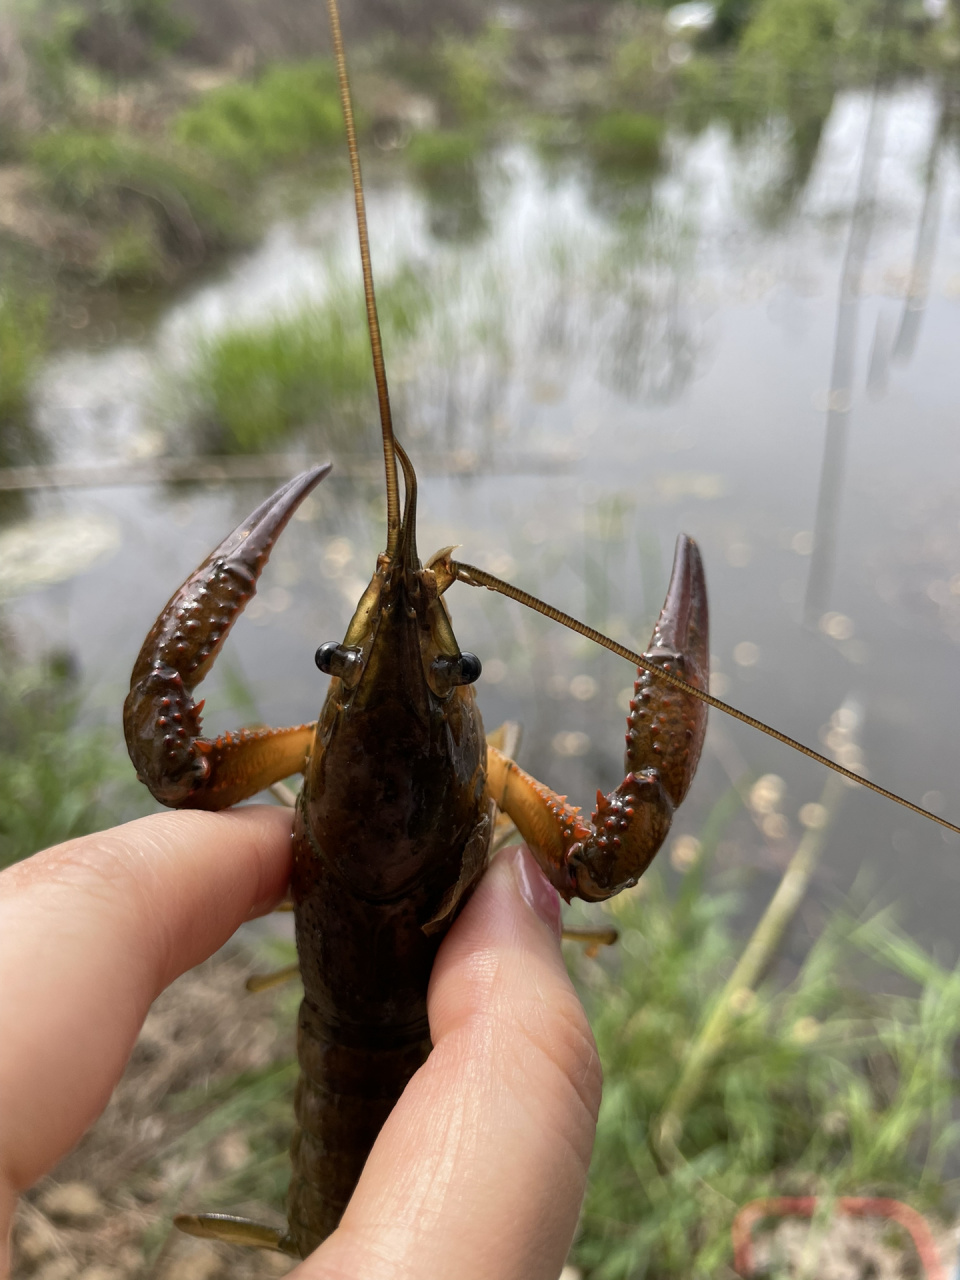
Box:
[0,809,600,1280]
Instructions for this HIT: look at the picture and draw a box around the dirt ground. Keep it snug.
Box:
[10,947,298,1280]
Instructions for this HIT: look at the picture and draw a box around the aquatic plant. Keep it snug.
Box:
[406,127,482,177]
[30,128,238,280]
[0,648,148,870]
[734,0,841,108]
[188,263,432,452]
[588,110,665,169]
[569,860,960,1277]
[0,290,48,428]
[174,60,347,177]
[437,26,509,125]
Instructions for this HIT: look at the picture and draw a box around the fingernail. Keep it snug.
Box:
[510,846,562,938]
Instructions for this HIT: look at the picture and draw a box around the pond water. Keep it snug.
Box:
[5,79,960,951]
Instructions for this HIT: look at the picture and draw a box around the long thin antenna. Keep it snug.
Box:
[452,559,960,839]
[326,0,401,557]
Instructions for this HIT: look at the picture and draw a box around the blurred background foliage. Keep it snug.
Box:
[3,0,960,1274]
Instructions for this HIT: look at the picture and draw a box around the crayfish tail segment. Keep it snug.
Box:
[124,466,329,808]
[174,1213,299,1256]
[485,536,708,903]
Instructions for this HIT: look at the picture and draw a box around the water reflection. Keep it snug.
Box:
[5,78,960,946]
[804,86,887,625]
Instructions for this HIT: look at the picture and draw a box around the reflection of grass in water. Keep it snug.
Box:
[572,832,960,1277]
[0,290,48,430]
[406,133,488,244]
[736,0,841,106]
[407,128,482,176]
[174,61,347,178]
[0,652,148,870]
[189,263,433,452]
[588,111,665,170]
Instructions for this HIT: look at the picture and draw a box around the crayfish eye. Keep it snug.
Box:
[430,651,482,696]
[315,642,365,687]
[458,652,482,684]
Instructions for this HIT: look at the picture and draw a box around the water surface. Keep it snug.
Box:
[6,81,960,949]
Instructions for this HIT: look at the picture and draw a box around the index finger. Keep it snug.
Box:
[0,806,292,1236]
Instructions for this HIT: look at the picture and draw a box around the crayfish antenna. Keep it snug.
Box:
[326,0,402,560]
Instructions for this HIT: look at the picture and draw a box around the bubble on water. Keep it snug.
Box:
[819,611,854,640]
[570,674,598,701]
[798,802,828,830]
[263,587,291,613]
[726,542,752,568]
[547,675,570,699]
[762,813,789,840]
[709,671,730,697]
[294,495,319,522]
[750,773,784,814]
[322,537,354,576]
[485,552,516,578]
[670,834,701,871]
[733,641,759,667]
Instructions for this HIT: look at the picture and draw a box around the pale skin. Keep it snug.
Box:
[0,808,601,1280]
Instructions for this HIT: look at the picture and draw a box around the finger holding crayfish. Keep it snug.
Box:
[0,818,597,1280]
[0,805,293,1279]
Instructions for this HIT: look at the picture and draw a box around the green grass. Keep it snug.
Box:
[188,263,432,452]
[0,653,149,870]
[174,60,347,177]
[588,111,665,170]
[0,290,48,427]
[406,128,482,177]
[30,128,238,281]
[436,27,509,125]
[570,869,960,1277]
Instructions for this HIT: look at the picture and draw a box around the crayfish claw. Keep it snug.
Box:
[485,535,709,903]
[124,466,330,808]
[626,534,709,809]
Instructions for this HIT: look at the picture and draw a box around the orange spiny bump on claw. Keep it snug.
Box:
[567,771,674,903]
